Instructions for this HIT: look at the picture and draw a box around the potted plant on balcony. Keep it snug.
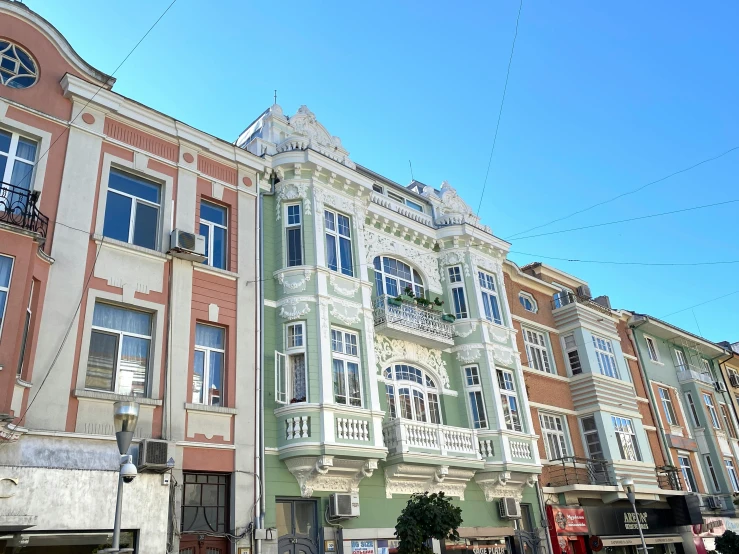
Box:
[442,313,456,323]
[388,296,403,307]
[395,492,462,554]
[415,297,431,309]
[401,286,416,303]
[432,297,444,312]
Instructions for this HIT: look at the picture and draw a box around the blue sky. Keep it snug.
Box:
[32,0,739,341]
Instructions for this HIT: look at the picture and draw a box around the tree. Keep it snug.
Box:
[716,530,739,554]
[395,492,463,554]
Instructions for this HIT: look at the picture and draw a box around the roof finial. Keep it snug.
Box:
[409,160,415,182]
[274,89,277,105]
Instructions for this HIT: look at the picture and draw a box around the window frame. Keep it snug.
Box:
[0,41,39,89]
[463,365,488,429]
[658,387,678,426]
[0,253,13,340]
[16,279,33,377]
[192,323,226,407]
[562,334,582,375]
[644,335,661,363]
[539,412,569,460]
[518,292,537,313]
[477,270,502,325]
[592,334,620,379]
[372,256,424,299]
[331,328,362,407]
[103,168,162,250]
[497,369,522,432]
[674,349,688,372]
[726,459,739,493]
[448,266,468,319]
[678,454,698,493]
[720,403,736,439]
[324,209,354,277]
[612,415,641,461]
[704,393,721,429]
[523,327,552,373]
[383,364,442,424]
[705,454,721,493]
[285,203,303,267]
[685,392,702,427]
[276,322,308,405]
[199,199,228,270]
[580,415,604,459]
[0,128,37,190]
[181,472,230,533]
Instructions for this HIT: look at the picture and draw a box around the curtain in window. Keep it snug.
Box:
[85,331,118,392]
[196,324,224,348]
[291,354,306,402]
[347,362,360,406]
[118,336,149,396]
[0,255,11,286]
[193,350,205,403]
[333,359,346,404]
[326,233,338,271]
[208,350,223,406]
[93,303,151,335]
[339,236,353,276]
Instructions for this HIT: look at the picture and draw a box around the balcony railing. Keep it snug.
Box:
[551,292,611,315]
[546,456,615,487]
[382,418,480,460]
[373,295,454,349]
[656,466,683,491]
[0,184,49,238]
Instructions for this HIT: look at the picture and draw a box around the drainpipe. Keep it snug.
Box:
[627,322,672,469]
[718,352,739,437]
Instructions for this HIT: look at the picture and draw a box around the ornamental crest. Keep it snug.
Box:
[374,335,449,388]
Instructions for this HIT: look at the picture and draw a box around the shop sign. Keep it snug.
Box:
[583,507,678,536]
[547,506,589,536]
[693,518,726,536]
[352,541,375,554]
[442,538,510,554]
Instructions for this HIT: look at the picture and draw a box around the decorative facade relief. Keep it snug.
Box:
[383,464,476,500]
[453,344,483,364]
[363,229,441,291]
[374,335,449,388]
[277,296,313,320]
[319,297,330,339]
[438,250,470,279]
[491,344,515,367]
[484,323,510,344]
[275,268,313,293]
[420,181,492,233]
[275,181,311,219]
[329,298,362,325]
[469,252,504,276]
[285,456,378,497]
[329,274,360,297]
[474,471,537,502]
[286,106,355,169]
[454,321,477,338]
[313,187,369,232]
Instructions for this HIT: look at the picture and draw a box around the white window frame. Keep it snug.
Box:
[0,253,13,340]
[373,256,424,298]
[539,412,569,460]
[16,279,33,377]
[448,266,468,319]
[702,359,712,373]
[383,364,442,424]
[658,387,678,426]
[275,322,307,405]
[497,369,522,432]
[562,334,582,375]
[705,454,721,493]
[477,270,502,325]
[523,327,552,373]
[685,392,702,427]
[674,349,688,372]
[463,365,488,429]
[644,335,661,363]
[331,328,362,407]
[324,209,354,277]
[285,203,303,267]
[726,459,739,492]
[704,393,721,429]
[199,199,228,269]
[193,323,226,406]
[592,334,620,379]
[678,454,698,492]
[0,129,37,189]
[386,189,425,213]
[612,416,641,461]
[720,403,736,439]
[518,292,537,313]
[104,168,162,249]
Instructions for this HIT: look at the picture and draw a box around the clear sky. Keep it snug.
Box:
[29,0,739,342]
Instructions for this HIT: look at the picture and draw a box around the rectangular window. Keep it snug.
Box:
[645,336,660,362]
[103,169,161,250]
[721,404,736,438]
[0,129,37,191]
[405,199,424,212]
[287,323,303,349]
[331,329,361,407]
[192,324,225,406]
[523,328,552,373]
[324,210,353,277]
[678,455,698,493]
[199,200,227,269]
[702,359,712,373]
[540,413,568,460]
[85,302,152,397]
[704,394,721,429]
[592,335,619,379]
[0,254,13,338]
[387,190,405,203]
[581,416,603,459]
[275,323,307,404]
[726,459,739,492]
[705,455,721,493]
[16,279,34,377]
[612,416,641,461]
[686,392,702,427]
[675,349,688,372]
[385,384,396,418]
[658,387,678,426]
[563,335,582,375]
[464,366,487,429]
[182,473,229,533]
[477,271,502,324]
[448,267,468,319]
[285,204,303,267]
[497,370,522,432]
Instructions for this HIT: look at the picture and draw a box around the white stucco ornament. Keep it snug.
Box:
[275,181,311,219]
[363,229,441,291]
[285,106,355,168]
[420,181,491,233]
[374,335,449,388]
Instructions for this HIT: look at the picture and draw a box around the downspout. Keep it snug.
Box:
[627,322,672,468]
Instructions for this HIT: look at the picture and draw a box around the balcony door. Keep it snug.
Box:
[276,499,318,554]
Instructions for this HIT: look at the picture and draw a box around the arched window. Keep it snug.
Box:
[383,364,441,424]
[373,256,424,298]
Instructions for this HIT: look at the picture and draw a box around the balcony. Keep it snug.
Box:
[373,295,454,350]
[545,456,616,487]
[0,184,49,239]
[676,368,714,386]
[656,466,683,491]
[382,418,482,464]
[552,292,612,315]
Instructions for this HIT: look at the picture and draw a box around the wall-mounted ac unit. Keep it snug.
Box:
[328,493,360,518]
[715,381,728,393]
[137,439,172,473]
[706,495,723,510]
[498,497,521,519]
[170,229,206,262]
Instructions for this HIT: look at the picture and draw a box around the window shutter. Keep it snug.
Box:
[275,351,287,404]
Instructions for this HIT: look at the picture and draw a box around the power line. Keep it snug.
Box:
[504,144,739,240]
[511,198,739,241]
[508,250,739,267]
[661,290,739,318]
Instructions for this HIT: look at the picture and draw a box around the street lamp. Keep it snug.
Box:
[103,401,140,554]
[622,477,649,554]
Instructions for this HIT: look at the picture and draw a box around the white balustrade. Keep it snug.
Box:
[382,418,480,458]
[285,416,310,440]
[510,440,532,459]
[479,439,495,458]
[373,295,454,342]
[337,418,370,442]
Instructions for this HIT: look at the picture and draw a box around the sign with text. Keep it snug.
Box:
[352,540,375,554]
[583,507,678,536]
[547,506,589,536]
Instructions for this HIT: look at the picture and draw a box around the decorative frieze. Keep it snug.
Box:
[285,456,378,497]
[275,268,313,293]
[374,335,449,388]
[329,274,360,297]
[438,250,470,280]
[275,181,311,220]
[363,229,441,291]
[277,296,313,320]
[453,344,484,364]
[474,471,537,502]
[383,463,476,500]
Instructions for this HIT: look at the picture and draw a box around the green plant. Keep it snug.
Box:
[416,297,431,307]
[442,313,456,322]
[433,297,444,306]
[395,492,462,554]
[716,530,739,554]
[404,286,415,298]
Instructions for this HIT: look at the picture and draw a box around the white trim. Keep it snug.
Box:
[510,314,558,334]
[199,199,228,270]
[644,334,662,364]
[517,291,538,314]
[0,253,14,340]
[529,402,577,416]
[522,366,570,383]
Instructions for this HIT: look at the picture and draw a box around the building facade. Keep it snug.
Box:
[239,104,545,554]
[0,2,263,552]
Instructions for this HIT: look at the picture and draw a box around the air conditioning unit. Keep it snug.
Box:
[576,285,592,300]
[137,439,172,473]
[170,229,206,262]
[328,493,360,518]
[715,381,728,393]
[730,374,739,388]
[706,496,723,510]
[498,497,521,519]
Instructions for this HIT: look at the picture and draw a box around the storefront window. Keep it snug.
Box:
[442,537,512,554]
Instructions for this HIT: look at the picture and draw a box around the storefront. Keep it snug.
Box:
[691,517,739,554]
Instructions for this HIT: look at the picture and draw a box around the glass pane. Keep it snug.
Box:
[339,237,353,276]
[208,350,224,406]
[212,226,226,269]
[93,303,152,335]
[85,331,118,392]
[294,502,315,536]
[399,388,412,419]
[184,483,200,506]
[118,336,150,396]
[347,362,361,407]
[9,160,33,190]
[333,359,346,404]
[275,502,291,537]
[326,233,337,271]
[202,484,219,505]
[292,354,306,402]
[103,191,133,243]
[413,390,427,422]
[287,228,302,266]
[200,201,227,225]
[133,201,158,249]
[385,385,396,418]
[337,214,351,237]
[0,156,6,185]
[15,137,37,161]
[0,255,11,286]
[109,169,160,203]
[0,129,10,153]
[0,290,6,329]
[200,223,210,263]
[196,324,225,349]
[192,350,205,404]
[324,210,335,231]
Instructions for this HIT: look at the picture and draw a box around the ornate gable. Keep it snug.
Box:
[421,181,491,233]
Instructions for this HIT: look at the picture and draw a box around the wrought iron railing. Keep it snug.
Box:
[551,292,611,315]
[546,456,615,487]
[0,183,48,238]
[373,294,454,342]
[656,466,683,491]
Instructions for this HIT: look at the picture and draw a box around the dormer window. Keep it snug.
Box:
[381,188,425,213]
[0,41,38,89]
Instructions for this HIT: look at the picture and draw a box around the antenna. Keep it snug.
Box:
[274,89,277,105]
[409,160,415,182]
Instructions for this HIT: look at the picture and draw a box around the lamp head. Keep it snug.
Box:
[113,401,140,434]
[621,477,636,502]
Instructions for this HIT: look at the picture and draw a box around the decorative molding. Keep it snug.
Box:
[276,268,313,293]
[420,181,491,233]
[284,106,355,168]
[285,456,378,497]
[469,252,503,276]
[491,344,515,367]
[314,187,369,232]
[438,250,470,279]
[363,229,441,291]
[454,321,477,338]
[454,344,483,364]
[319,297,330,339]
[275,181,311,220]
[278,297,312,320]
[329,274,360,297]
[485,323,510,344]
[329,298,362,325]
[383,464,476,500]
[374,335,449,388]
[474,471,535,502]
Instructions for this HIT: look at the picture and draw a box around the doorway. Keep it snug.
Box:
[276,499,318,554]
[179,534,229,554]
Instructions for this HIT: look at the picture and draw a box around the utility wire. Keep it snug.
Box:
[511,198,739,241]
[504,144,739,240]
[508,250,739,267]
[661,290,739,318]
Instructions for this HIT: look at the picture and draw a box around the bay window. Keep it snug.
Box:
[103,169,161,250]
[478,270,502,324]
[384,364,441,424]
[592,334,619,378]
[325,210,353,276]
[331,329,361,406]
[373,256,424,298]
[448,266,468,319]
[285,204,303,267]
[192,323,225,406]
[612,416,641,461]
[497,370,522,431]
[275,322,307,404]
[463,366,487,429]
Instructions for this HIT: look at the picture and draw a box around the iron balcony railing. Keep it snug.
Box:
[656,466,683,491]
[546,456,615,487]
[0,183,48,238]
[551,292,612,315]
[373,294,454,342]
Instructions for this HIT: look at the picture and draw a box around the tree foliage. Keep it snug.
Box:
[716,530,739,554]
[395,492,463,554]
